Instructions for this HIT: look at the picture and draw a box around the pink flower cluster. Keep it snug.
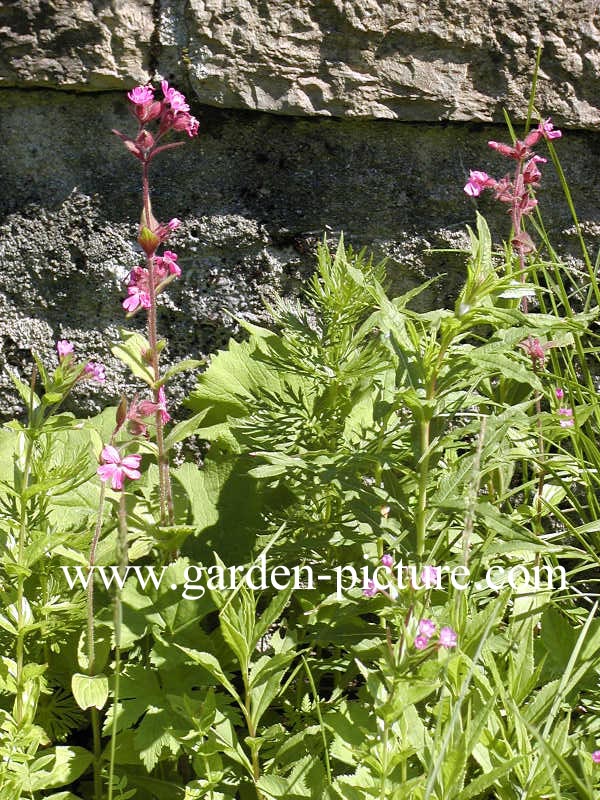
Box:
[464,118,562,254]
[123,81,199,151]
[56,340,105,384]
[123,250,181,313]
[558,407,574,428]
[414,619,458,650]
[519,336,551,370]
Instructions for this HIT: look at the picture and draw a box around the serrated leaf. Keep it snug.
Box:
[256,775,290,798]
[133,707,180,771]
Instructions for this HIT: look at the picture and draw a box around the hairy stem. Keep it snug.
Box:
[141,161,174,527]
[108,491,128,800]
[88,481,106,800]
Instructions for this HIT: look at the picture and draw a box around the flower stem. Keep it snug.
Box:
[88,481,106,800]
[108,491,128,800]
[141,161,174,527]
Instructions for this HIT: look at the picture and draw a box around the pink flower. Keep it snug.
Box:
[538,117,562,140]
[97,445,142,490]
[488,139,531,160]
[414,634,429,650]
[363,579,377,598]
[57,339,74,359]
[161,80,189,113]
[168,218,181,230]
[123,286,151,313]
[464,170,496,197]
[84,362,106,384]
[420,566,440,588]
[128,85,155,105]
[155,250,181,279]
[171,111,200,137]
[186,115,200,137]
[555,388,564,400]
[157,386,171,424]
[126,396,148,437]
[419,618,436,638]
[558,407,574,428]
[439,626,458,648]
[592,750,600,764]
[381,554,394,568]
[519,336,547,368]
[522,157,544,185]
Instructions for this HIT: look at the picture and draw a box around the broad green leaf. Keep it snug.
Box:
[111,329,154,385]
[71,673,109,710]
[257,775,291,798]
[163,409,209,451]
[27,746,93,791]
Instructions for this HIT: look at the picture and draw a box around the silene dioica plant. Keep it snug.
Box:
[3,71,600,800]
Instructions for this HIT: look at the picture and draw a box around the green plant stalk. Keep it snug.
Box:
[88,481,106,800]
[14,431,35,726]
[379,722,390,800]
[416,416,430,558]
[12,367,41,728]
[107,491,128,800]
[533,374,545,538]
[241,667,264,800]
[301,656,332,785]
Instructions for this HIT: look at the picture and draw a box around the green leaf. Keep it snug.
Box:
[256,775,290,798]
[71,673,109,711]
[27,746,93,791]
[455,757,525,800]
[10,372,40,409]
[175,646,241,704]
[111,329,154,386]
[160,358,204,385]
[133,707,180,771]
[163,409,209,451]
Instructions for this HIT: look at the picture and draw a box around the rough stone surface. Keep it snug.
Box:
[2,89,600,420]
[0,0,153,89]
[2,1,600,126]
[164,0,600,126]
[2,2,600,420]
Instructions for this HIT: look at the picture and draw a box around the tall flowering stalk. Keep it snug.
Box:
[464,117,562,312]
[112,82,199,525]
[466,118,564,532]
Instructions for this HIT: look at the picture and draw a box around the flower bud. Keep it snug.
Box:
[136,129,155,151]
[136,100,162,124]
[138,225,160,256]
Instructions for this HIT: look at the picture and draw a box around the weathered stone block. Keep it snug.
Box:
[0,0,153,89]
[159,0,600,125]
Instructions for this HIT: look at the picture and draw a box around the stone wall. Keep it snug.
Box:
[2,1,600,418]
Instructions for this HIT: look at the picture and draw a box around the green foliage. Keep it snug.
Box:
[3,144,600,799]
